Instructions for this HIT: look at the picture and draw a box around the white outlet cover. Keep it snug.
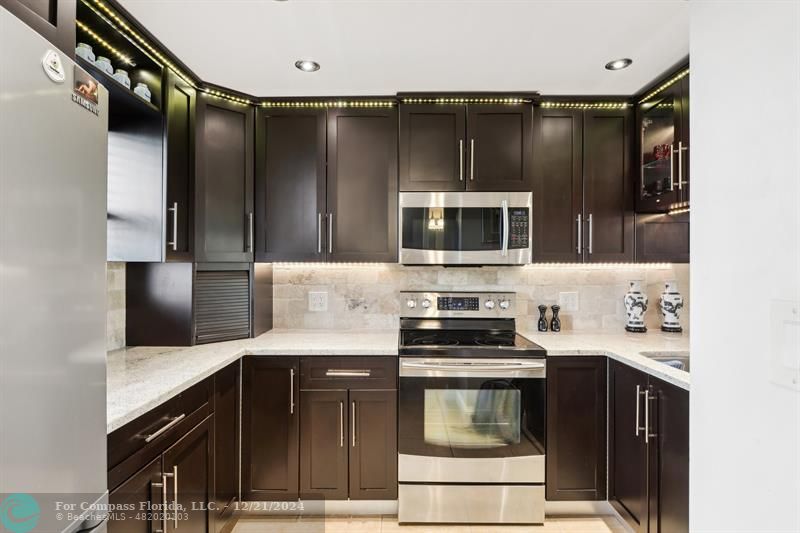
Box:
[308,291,328,312]
[559,292,579,312]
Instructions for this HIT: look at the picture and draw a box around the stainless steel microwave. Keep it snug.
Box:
[399,192,532,265]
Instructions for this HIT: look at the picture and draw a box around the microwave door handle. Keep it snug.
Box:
[501,199,509,257]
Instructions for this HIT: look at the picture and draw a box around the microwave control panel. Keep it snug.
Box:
[509,208,529,249]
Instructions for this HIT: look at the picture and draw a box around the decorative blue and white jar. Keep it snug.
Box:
[624,280,648,333]
[75,43,95,63]
[112,69,131,89]
[94,55,113,75]
[133,82,151,102]
[659,280,684,333]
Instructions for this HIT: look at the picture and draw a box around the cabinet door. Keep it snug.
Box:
[466,104,533,191]
[163,415,214,533]
[242,356,299,500]
[0,0,75,56]
[349,390,397,500]
[677,74,690,206]
[195,95,254,262]
[583,108,634,262]
[648,377,689,533]
[213,361,239,532]
[108,457,163,533]
[637,83,682,212]
[532,108,583,262]
[300,390,349,499]
[609,361,648,532]
[255,108,326,262]
[164,70,195,261]
[327,108,398,262]
[546,357,607,501]
[399,104,466,191]
[635,212,689,263]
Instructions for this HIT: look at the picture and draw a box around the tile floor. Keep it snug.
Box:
[234,515,630,533]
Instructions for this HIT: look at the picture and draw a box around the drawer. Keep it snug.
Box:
[300,357,397,390]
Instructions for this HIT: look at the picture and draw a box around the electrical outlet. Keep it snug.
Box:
[559,292,579,312]
[308,291,328,312]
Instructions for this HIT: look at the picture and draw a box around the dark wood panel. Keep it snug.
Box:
[242,356,299,501]
[546,357,607,501]
[466,104,533,191]
[195,95,253,262]
[348,390,397,500]
[532,108,583,262]
[214,361,239,532]
[327,107,398,262]
[164,70,195,261]
[163,415,214,533]
[583,108,634,262]
[125,262,194,347]
[635,212,689,263]
[255,108,326,262]
[399,104,466,191]
[300,389,349,499]
[300,356,397,390]
[108,456,162,533]
[1,0,76,57]
[678,74,690,206]
[253,262,273,337]
[609,360,648,532]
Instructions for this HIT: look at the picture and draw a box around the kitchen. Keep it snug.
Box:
[0,1,798,533]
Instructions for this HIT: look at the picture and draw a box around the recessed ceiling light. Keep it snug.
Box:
[295,60,320,72]
[605,58,633,71]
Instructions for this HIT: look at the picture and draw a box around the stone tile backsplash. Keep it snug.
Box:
[273,263,690,333]
[107,262,125,351]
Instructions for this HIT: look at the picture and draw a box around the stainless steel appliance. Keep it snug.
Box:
[399,192,532,265]
[1,8,109,533]
[397,291,547,524]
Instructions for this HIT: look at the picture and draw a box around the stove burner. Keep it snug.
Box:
[472,333,515,346]
[408,335,459,346]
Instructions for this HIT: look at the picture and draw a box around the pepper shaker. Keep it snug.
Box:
[550,305,561,332]
[537,305,548,332]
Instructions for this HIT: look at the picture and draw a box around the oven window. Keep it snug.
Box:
[424,387,521,448]
[401,207,503,251]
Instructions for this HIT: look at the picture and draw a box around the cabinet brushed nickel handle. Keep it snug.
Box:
[587,213,593,255]
[678,141,687,190]
[458,139,464,181]
[325,369,371,377]
[339,401,344,448]
[501,199,509,257]
[144,414,185,443]
[173,465,178,529]
[644,388,651,444]
[352,401,357,447]
[248,212,254,253]
[669,143,676,191]
[289,368,295,415]
[328,213,333,254]
[162,470,174,531]
[635,385,642,437]
[576,214,582,254]
[167,202,178,251]
[469,138,475,181]
[317,213,322,254]
[152,478,166,533]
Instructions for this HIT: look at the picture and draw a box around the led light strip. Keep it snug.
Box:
[540,102,631,109]
[201,88,252,106]
[76,20,135,66]
[638,68,690,104]
[401,97,529,104]
[261,101,396,108]
[668,201,690,216]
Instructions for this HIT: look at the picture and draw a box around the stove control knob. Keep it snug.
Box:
[484,300,496,310]
[406,299,417,309]
[421,299,432,309]
[499,299,511,310]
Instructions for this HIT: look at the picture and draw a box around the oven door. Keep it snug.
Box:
[398,357,546,484]
[399,192,531,265]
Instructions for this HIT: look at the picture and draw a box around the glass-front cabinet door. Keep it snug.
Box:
[639,87,681,211]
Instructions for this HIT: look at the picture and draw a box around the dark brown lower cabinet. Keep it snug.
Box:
[214,361,240,533]
[546,357,607,501]
[610,360,689,533]
[108,457,163,533]
[242,356,300,501]
[349,390,398,500]
[300,390,349,499]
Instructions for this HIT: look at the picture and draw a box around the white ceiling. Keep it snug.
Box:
[118,0,689,97]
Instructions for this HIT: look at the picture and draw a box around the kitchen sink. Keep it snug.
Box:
[640,351,690,373]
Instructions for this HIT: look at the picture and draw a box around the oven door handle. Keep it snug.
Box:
[401,362,545,371]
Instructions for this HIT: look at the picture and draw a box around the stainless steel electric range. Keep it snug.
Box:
[397,291,547,525]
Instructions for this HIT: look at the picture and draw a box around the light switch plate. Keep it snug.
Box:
[559,292,579,312]
[308,291,328,312]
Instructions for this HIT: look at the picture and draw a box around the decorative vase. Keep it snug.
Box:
[537,305,548,332]
[112,69,131,89]
[624,280,648,333]
[133,82,151,102]
[550,305,561,332]
[94,56,113,75]
[659,280,684,333]
[75,43,95,63]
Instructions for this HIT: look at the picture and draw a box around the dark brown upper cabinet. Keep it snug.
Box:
[254,105,397,263]
[546,356,607,501]
[242,356,300,501]
[532,106,633,263]
[635,211,689,263]
[195,94,254,262]
[164,70,196,262]
[255,108,326,262]
[399,103,533,192]
[637,70,690,212]
[1,0,75,57]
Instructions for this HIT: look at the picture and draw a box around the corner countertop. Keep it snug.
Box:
[107,328,689,434]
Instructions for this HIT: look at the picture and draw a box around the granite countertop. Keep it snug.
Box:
[107,328,688,434]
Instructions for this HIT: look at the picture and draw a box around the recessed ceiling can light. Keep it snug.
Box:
[295,60,320,72]
[605,58,633,71]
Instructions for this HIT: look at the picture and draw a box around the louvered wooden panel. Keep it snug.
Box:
[194,270,251,344]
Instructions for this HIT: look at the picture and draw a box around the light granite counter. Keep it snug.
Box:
[520,329,690,391]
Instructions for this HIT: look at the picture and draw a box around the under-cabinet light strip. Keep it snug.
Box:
[261,101,396,108]
[638,68,690,104]
[540,102,631,109]
[401,97,530,104]
[76,20,135,66]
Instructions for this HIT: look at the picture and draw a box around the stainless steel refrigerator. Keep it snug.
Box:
[0,7,109,533]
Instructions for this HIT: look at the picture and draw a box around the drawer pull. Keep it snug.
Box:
[325,369,371,377]
[143,414,185,443]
